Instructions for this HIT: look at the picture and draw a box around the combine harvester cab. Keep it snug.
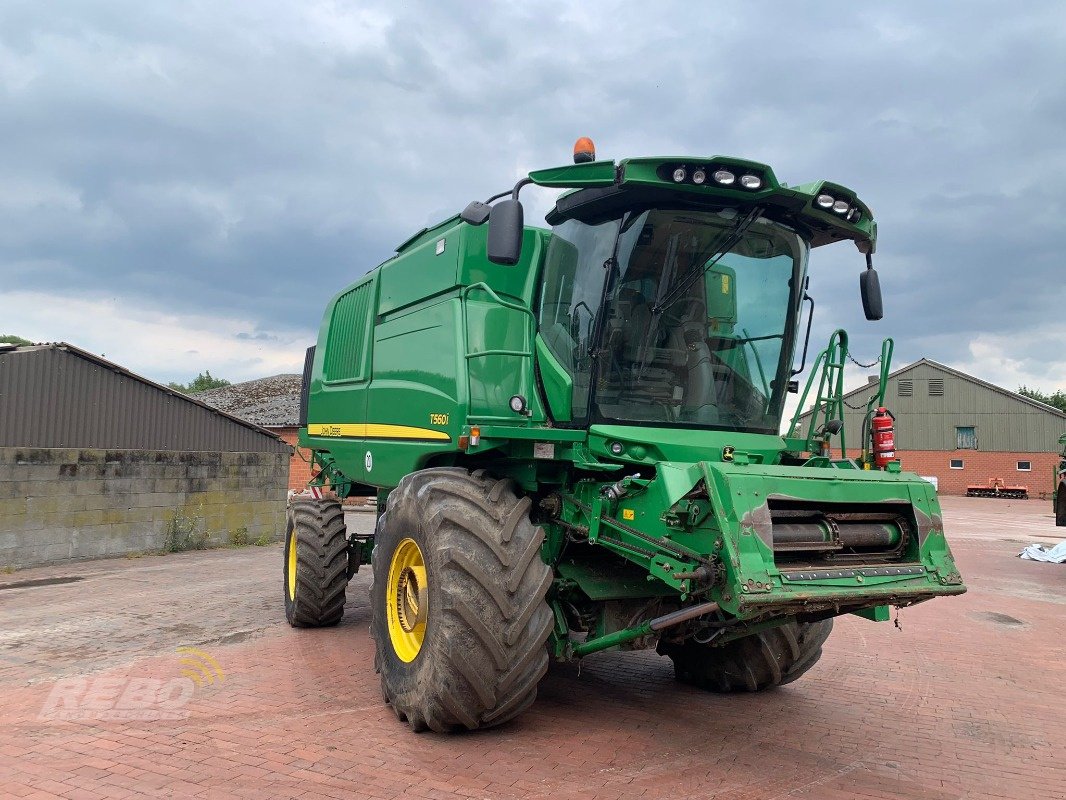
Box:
[285,139,966,732]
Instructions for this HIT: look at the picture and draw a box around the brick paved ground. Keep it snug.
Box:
[1,496,1064,799]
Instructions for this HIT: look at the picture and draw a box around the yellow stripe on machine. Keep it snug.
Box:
[307,423,451,442]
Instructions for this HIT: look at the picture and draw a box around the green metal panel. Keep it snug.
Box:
[323,280,374,381]
[534,334,573,421]
[378,221,460,315]
[529,160,617,188]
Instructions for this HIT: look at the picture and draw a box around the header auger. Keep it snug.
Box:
[283,139,965,733]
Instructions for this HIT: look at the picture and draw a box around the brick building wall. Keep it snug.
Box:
[0,447,288,569]
[894,450,1061,498]
[837,448,1060,497]
[272,427,315,491]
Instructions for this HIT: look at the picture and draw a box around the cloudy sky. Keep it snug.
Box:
[2,1,1064,403]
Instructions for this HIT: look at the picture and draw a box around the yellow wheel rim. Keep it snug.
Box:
[386,538,428,662]
[287,533,297,602]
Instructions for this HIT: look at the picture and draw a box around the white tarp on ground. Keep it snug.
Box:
[1019,541,1066,563]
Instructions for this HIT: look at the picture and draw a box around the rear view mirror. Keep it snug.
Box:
[860,267,883,321]
[487,199,524,265]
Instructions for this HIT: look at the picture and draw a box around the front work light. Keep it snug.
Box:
[832,200,849,214]
[713,170,735,185]
[816,194,835,208]
[692,169,706,185]
[739,174,762,189]
[673,167,687,182]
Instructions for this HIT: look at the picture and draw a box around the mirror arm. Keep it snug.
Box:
[510,177,533,200]
[483,178,533,205]
[791,292,815,376]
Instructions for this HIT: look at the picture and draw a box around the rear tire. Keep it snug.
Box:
[284,499,348,627]
[662,619,833,692]
[371,468,553,733]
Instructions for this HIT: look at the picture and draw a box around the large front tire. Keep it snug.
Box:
[284,499,348,627]
[662,619,833,692]
[371,468,553,733]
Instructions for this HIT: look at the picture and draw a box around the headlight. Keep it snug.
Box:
[739,174,762,189]
[832,200,849,214]
[816,194,835,208]
[672,167,686,183]
[692,169,706,185]
[713,170,735,185]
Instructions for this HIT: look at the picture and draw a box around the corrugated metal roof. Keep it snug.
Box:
[795,358,1066,453]
[0,343,288,452]
[196,374,301,427]
[797,358,1066,422]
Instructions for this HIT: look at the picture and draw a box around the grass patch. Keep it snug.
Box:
[229,527,250,547]
[252,532,273,547]
[162,514,210,553]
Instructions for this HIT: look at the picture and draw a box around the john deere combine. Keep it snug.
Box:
[284,139,965,732]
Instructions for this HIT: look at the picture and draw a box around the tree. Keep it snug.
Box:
[1018,385,1066,414]
[167,371,231,394]
[0,334,32,346]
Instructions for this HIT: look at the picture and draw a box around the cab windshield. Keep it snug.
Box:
[537,208,808,433]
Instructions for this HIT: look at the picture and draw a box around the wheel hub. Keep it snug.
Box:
[386,538,428,662]
[395,565,427,632]
[287,536,297,602]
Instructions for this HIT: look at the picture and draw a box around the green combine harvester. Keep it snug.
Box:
[284,138,966,732]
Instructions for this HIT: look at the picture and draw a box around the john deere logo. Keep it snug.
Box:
[723,446,735,462]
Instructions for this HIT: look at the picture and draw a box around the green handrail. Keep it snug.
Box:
[789,332,894,460]
[460,282,536,425]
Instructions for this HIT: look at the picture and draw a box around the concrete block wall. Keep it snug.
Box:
[0,448,288,569]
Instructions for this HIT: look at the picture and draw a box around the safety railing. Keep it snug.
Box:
[459,282,537,425]
[789,332,893,459]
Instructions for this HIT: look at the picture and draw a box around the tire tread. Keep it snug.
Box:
[285,499,348,628]
[371,469,552,732]
[665,619,833,693]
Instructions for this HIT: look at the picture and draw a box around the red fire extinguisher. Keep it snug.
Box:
[871,407,896,469]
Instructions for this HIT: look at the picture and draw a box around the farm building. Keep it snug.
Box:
[794,358,1066,496]
[0,342,290,568]
[196,374,312,491]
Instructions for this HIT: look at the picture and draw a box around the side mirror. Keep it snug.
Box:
[487,199,524,265]
[860,267,883,321]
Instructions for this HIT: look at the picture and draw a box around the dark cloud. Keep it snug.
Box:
[1,1,1064,388]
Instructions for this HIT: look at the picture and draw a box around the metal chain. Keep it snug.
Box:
[840,350,883,410]
[846,352,881,369]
